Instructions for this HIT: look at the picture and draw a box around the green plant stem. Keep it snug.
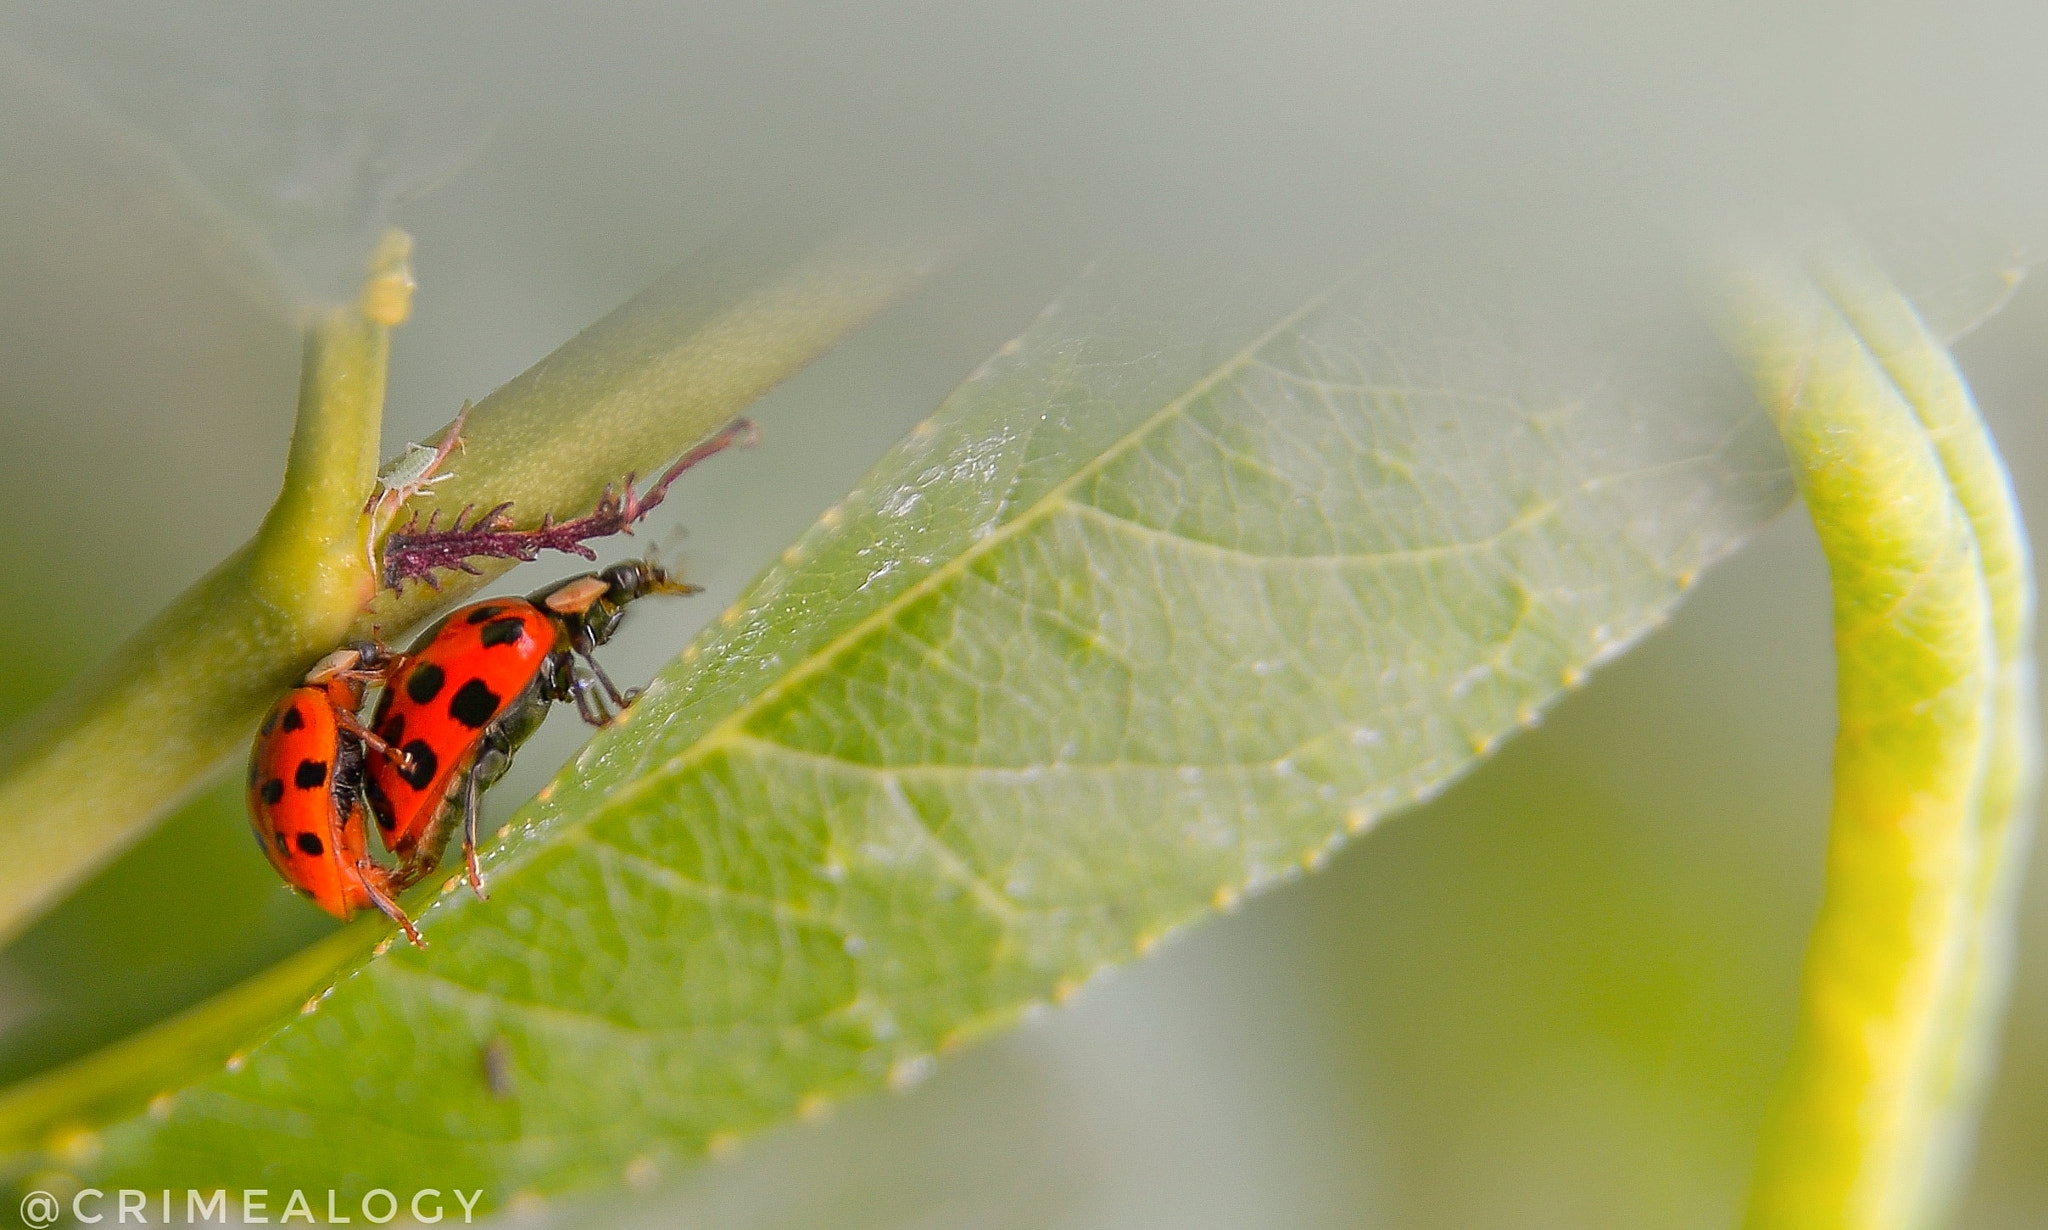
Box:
[0,221,961,950]
[1713,249,2036,1230]
[0,234,410,948]
[355,221,969,637]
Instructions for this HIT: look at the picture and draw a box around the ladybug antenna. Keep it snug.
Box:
[637,549,701,599]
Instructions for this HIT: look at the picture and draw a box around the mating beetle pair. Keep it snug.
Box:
[245,415,753,947]
[247,562,693,946]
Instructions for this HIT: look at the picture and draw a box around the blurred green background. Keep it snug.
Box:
[0,2,2043,1225]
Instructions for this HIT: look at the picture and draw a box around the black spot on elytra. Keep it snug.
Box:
[399,740,438,789]
[379,713,405,746]
[260,778,285,805]
[367,778,396,830]
[280,706,305,732]
[406,663,446,704]
[466,605,507,624]
[296,831,325,857]
[480,617,526,648]
[259,707,279,736]
[449,679,503,729]
[294,759,328,790]
[273,831,289,855]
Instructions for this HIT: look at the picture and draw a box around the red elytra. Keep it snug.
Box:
[366,560,697,897]
[243,418,749,943]
[247,647,423,946]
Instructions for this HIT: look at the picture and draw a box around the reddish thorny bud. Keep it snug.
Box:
[380,418,757,590]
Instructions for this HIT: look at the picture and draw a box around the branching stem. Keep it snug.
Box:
[0,232,411,948]
[0,220,960,949]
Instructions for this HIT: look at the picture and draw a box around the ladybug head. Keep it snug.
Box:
[539,559,700,647]
[300,640,398,708]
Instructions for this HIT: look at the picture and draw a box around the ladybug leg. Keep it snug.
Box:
[545,651,613,728]
[461,734,516,900]
[334,707,415,775]
[577,651,636,713]
[355,862,426,948]
[567,674,611,727]
[459,768,489,899]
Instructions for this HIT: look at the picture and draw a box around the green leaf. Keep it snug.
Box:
[2,264,1790,1208]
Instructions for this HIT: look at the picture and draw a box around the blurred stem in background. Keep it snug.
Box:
[1711,247,2038,1230]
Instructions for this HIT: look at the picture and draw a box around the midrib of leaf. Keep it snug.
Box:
[609,287,1340,812]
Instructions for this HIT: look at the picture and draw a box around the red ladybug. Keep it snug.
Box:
[366,560,696,897]
[248,646,424,947]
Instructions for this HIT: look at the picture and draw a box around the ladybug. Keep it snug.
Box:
[366,559,697,897]
[248,645,423,947]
